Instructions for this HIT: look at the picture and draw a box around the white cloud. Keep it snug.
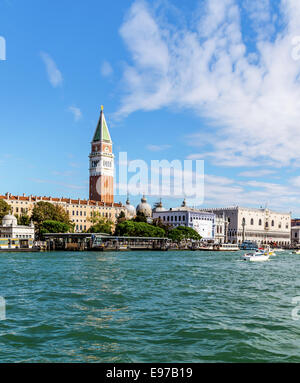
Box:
[146,144,171,151]
[117,0,300,168]
[100,61,113,77]
[68,106,82,122]
[31,178,85,190]
[198,174,298,215]
[290,176,300,187]
[239,169,276,177]
[40,52,63,88]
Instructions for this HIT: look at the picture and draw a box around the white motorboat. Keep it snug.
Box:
[259,246,276,257]
[292,249,300,255]
[242,250,270,262]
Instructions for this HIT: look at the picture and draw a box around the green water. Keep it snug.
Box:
[0,250,300,362]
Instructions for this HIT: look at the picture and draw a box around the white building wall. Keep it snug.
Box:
[153,209,215,240]
[203,207,291,245]
[291,227,300,244]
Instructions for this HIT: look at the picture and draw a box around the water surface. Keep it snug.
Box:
[0,250,299,362]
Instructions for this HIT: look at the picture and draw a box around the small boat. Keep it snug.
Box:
[242,250,270,262]
[292,250,300,254]
[240,240,258,250]
[259,246,276,257]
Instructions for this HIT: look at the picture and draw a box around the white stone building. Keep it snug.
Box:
[214,213,227,244]
[0,215,35,248]
[291,226,300,245]
[152,200,215,241]
[202,207,291,246]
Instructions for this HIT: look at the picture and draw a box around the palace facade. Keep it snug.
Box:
[202,207,291,246]
[0,193,126,232]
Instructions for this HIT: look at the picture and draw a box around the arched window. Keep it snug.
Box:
[272,220,274,227]
[259,219,262,226]
[279,222,282,229]
[242,218,246,225]
[251,218,254,225]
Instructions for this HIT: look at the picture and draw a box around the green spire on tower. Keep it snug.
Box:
[93,105,112,143]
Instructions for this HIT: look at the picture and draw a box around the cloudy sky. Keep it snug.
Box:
[1,0,300,214]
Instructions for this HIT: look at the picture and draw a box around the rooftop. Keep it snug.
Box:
[0,193,123,208]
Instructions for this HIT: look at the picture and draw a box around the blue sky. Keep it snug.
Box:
[1,0,300,215]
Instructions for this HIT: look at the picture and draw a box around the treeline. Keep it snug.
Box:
[0,199,73,238]
[0,200,202,242]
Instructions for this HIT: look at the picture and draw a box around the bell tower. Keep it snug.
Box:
[89,106,114,204]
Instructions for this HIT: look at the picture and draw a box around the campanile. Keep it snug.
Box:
[89,106,114,204]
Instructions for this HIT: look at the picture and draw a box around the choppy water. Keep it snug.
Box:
[0,250,300,362]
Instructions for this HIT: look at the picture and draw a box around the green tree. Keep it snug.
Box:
[40,220,71,235]
[88,211,102,225]
[0,199,11,219]
[88,218,114,234]
[152,217,172,234]
[31,202,71,225]
[117,210,126,224]
[133,211,147,223]
[168,226,202,242]
[114,221,165,237]
[17,214,31,226]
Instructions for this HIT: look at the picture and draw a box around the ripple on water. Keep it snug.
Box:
[0,250,300,362]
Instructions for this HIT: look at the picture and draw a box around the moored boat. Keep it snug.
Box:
[218,244,240,251]
[240,240,258,251]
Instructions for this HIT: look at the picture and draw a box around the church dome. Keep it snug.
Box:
[2,214,17,227]
[125,197,136,217]
[136,195,152,217]
[153,200,165,212]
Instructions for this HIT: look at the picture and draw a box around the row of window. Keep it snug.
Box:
[0,234,32,238]
[11,207,28,214]
[71,211,118,218]
[159,215,186,223]
[242,217,289,229]
[76,225,87,231]
[216,226,223,234]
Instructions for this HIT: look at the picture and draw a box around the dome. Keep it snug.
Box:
[125,197,136,217]
[2,214,17,227]
[153,200,165,212]
[136,195,152,217]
